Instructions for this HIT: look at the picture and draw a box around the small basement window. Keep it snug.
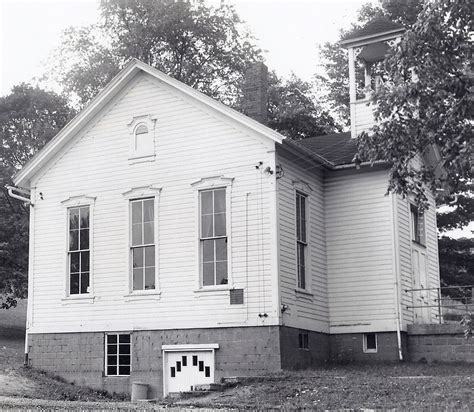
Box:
[298,330,309,350]
[363,333,377,353]
[106,333,131,376]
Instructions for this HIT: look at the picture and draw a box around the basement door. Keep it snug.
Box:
[412,245,431,324]
[162,344,218,396]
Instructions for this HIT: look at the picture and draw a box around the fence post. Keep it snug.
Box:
[437,287,442,324]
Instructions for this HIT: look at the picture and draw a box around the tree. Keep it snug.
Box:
[357,0,472,207]
[267,73,340,140]
[49,0,262,107]
[0,84,74,308]
[316,0,423,124]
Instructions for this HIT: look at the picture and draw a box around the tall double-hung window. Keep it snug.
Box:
[130,198,155,290]
[296,192,307,290]
[68,206,90,295]
[200,188,228,286]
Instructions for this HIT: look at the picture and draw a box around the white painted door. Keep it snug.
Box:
[412,246,431,324]
[164,350,214,394]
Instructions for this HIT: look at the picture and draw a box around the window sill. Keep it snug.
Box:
[295,288,313,298]
[61,295,95,305]
[128,154,155,164]
[412,240,426,248]
[124,291,161,301]
[194,285,233,295]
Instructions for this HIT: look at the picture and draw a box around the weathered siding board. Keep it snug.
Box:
[276,152,329,332]
[325,169,397,333]
[30,73,278,334]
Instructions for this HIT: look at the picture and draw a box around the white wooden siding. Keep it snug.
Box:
[325,169,398,333]
[276,152,329,332]
[30,72,278,334]
[353,99,375,135]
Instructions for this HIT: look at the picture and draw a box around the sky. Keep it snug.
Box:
[0,0,376,96]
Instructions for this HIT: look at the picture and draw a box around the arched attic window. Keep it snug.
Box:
[128,115,157,163]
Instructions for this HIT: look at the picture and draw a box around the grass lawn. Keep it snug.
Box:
[0,333,472,410]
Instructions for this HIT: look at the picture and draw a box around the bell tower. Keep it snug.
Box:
[340,17,405,138]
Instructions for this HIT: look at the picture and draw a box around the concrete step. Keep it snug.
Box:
[194,383,225,391]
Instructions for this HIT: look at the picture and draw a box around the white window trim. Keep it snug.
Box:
[293,183,312,295]
[61,195,96,303]
[191,176,234,291]
[127,114,157,163]
[363,333,378,353]
[104,332,132,377]
[122,185,162,299]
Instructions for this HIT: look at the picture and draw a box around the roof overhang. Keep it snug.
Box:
[13,59,285,188]
[340,28,405,49]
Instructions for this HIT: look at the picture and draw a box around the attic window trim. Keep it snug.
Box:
[127,114,157,162]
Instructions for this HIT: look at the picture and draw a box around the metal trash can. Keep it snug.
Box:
[131,381,149,401]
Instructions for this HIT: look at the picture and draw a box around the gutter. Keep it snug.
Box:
[6,185,33,206]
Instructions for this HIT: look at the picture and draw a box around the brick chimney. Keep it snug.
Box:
[242,62,268,125]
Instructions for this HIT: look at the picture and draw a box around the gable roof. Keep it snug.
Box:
[13,59,285,188]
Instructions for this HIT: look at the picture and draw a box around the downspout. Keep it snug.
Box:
[390,193,403,361]
[6,185,34,364]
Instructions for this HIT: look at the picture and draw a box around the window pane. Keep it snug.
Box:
[144,246,155,267]
[214,213,226,237]
[215,238,227,261]
[143,199,154,222]
[216,262,228,285]
[201,215,213,238]
[80,229,89,250]
[119,365,130,375]
[203,262,215,286]
[296,196,301,239]
[69,208,79,230]
[145,268,155,290]
[119,334,130,344]
[107,345,117,354]
[107,355,117,366]
[143,222,154,244]
[132,223,142,246]
[136,125,148,135]
[70,273,79,294]
[80,272,89,294]
[202,239,214,263]
[132,247,144,268]
[107,366,117,376]
[133,268,144,290]
[119,355,130,365]
[201,191,213,215]
[81,251,89,272]
[107,334,117,344]
[80,206,89,229]
[70,252,80,273]
[131,201,142,224]
[119,346,130,355]
[214,189,226,213]
[69,230,79,251]
[366,333,376,350]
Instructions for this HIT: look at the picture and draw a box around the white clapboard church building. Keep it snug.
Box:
[10,19,440,398]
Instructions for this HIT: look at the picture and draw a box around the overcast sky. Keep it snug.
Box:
[0,0,377,96]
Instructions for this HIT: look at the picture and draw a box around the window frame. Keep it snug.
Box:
[191,176,233,291]
[122,186,161,298]
[61,195,96,302]
[295,189,309,292]
[127,114,157,163]
[363,332,378,353]
[298,330,309,350]
[410,204,426,246]
[104,333,132,377]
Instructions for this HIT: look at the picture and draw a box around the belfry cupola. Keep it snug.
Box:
[340,17,405,138]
